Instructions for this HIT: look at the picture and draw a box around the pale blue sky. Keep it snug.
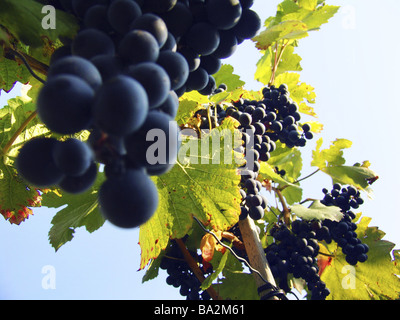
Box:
[0,0,399,300]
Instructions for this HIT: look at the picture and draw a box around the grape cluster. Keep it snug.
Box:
[264,184,369,299]
[16,137,98,194]
[212,84,314,222]
[319,184,369,265]
[160,241,212,300]
[222,84,314,149]
[265,221,330,300]
[17,0,261,229]
[51,0,261,97]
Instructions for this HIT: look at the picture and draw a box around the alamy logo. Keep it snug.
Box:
[341,265,356,289]
[41,5,56,30]
[41,265,56,290]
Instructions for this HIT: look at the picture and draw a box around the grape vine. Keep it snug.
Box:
[0,0,398,302]
[14,0,262,229]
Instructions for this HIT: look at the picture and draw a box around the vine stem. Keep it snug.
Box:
[293,169,321,184]
[4,47,49,79]
[238,217,281,300]
[174,238,222,300]
[273,187,291,226]
[1,111,37,156]
[268,40,289,87]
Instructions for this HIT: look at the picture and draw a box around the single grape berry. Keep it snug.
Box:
[37,75,94,135]
[47,56,102,90]
[124,111,180,172]
[99,169,159,229]
[127,62,171,109]
[16,138,64,187]
[92,75,149,136]
[53,138,93,177]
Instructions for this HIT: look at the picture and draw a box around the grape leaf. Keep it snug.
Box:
[181,90,210,106]
[291,200,343,222]
[311,138,352,168]
[254,1,339,51]
[320,216,400,300]
[139,126,243,269]
[175,99,200,127]
[283,5,340,31]
[258,143,303,205]
[274,72,317,117]
[0,57,33,93]
[311,138,379,194]
[0,0,78,48]
[254,44,303,85]
[207,247,259,300]
[0,161,42,225]
[254,47,273,86]
[0,95,49,224]
[259,162,300,191]
[253,20,309,51]
[212,64,245,92]
[201,250,229,290]
[267,141,303,182]
[42,172,106,251]
[323,166,379,192]
[297,0,318,11]
[216,271,259,300]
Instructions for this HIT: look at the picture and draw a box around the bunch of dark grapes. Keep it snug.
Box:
[210,84,314,222]
[319,184,369,265]
[16,0,262,229]
[265,221,330,300]
[191,83,315,222]
[223,84,314,149]
[160,241,212,300]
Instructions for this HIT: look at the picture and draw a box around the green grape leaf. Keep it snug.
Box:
[258,143,303,205]
[254,47,273,86]
[291,200,343,222]
[275,45,303,77]
[284,5,340,31]
[282,186,303,206]
[0,96,49,163]
[139,126,242,269]
[312,138,379,194]
[201,250,230,290]
[323,165,379,192]
[209,91,230,104]
[216,271,259,300]
[268,142,303,182]
[175,99,199,127]
[213,64,245,92]
[181,90,210,105]
[255,44,303,86]
[297,0,318,11]
[42,172,106,251]
[0,161,42,225]
[311,138,352,168]
[221,88,263,106]
[253,20,309,51]
[258,162,300,191]
[0,0,78,48]
[255,1,339,51]
[0,95,50,225]
[0,56,32,92]
[211,249,259,300]
[274,72,317,116]
[320,216,400,300]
